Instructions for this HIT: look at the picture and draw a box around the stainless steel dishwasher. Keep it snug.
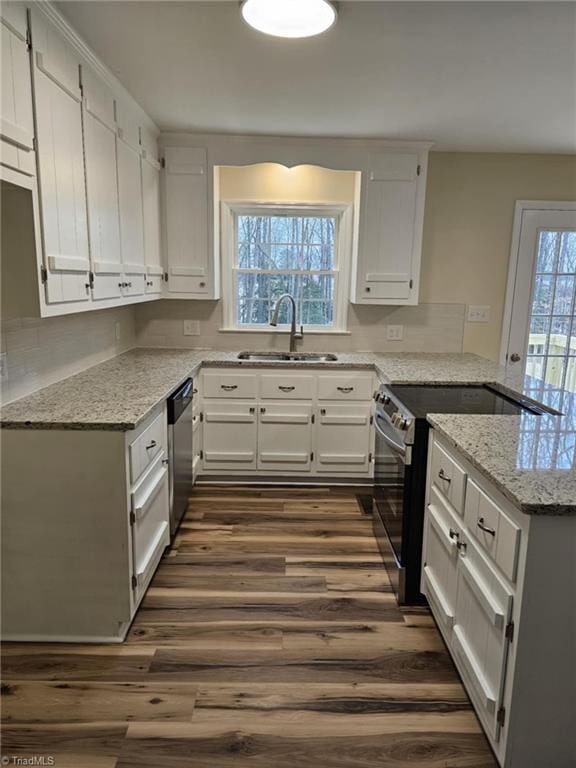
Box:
[167,378,194,538]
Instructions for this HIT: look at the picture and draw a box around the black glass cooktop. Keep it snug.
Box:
[388,384,542,419]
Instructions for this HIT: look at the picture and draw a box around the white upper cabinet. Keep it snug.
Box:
[80,64,122,302]
[0,2,35,178]
[352,151,425,305]
[30,10,91,307]
[163,146,212,298]
[140,125,163,294]
[116,100,146,296]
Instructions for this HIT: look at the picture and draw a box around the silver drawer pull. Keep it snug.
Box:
[278,385,295,392]
[477,517,496,536]
[146,440,157,450]
[337,386,354,393]
[221,384,238,391]
[438,468,451,483]
[449,528,459,540]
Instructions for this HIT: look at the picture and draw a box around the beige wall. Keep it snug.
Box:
[421,153,576,360]
[218,163,358,203]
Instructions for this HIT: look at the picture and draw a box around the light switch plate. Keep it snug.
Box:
[183,320,200,336]
[467,305,490,323]
[386,324,404,341]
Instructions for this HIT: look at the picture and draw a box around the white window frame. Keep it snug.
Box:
[220,201,353,333]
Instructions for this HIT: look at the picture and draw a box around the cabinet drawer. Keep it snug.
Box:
[129,411,166,484]
[317,374,373,401]
[203,372,257,399]
[260,374,315,400]
[131,459,169,582]
[465,479,521,583]
[430,439,467,515]
[133,519,169,606]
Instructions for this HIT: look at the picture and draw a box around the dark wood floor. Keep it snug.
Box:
[1,486,497,767]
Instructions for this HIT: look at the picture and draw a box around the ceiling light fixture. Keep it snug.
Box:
[241,0,337,39]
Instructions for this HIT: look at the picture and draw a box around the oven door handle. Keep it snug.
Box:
[374,412,406,456]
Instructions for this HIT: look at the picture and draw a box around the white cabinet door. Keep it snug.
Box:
[81,66,122,302]
[1,3,34,163]
[141,155,163,294]
[452,537,513,743]
[354,152,421,305]
[164,146,212,297]
[258,403,313,472]
[316,403,371,474]
[117,136,145,294]
[31,13,91,306]
[203,401,257,470]
[421,487,462,635]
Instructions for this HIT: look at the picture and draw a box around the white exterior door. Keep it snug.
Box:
[503,203,576,395]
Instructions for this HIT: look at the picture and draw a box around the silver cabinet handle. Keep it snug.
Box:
[146,440,157,450]
[477,517,496,536]
[337,386,354,393]
[221,384,238,391]
[278,385,295,392]
[449,528,459,540]
[438,468,451,483]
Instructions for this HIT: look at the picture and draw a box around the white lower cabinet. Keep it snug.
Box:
[202,400,257,470]
[258,402,313,471]
[200,368,375,477]
[421,487,461,632]
[0,405,170,642]
[316,403,372,473]
[422,431,575,768]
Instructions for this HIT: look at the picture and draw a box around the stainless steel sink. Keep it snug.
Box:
[237,351,338,363]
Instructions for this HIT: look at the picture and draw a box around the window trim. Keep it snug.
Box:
[220,201,353,332]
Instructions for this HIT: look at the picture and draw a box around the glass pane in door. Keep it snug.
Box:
[525,230,576,393]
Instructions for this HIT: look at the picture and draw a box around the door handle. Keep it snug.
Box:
[438,468,451,483]
[477,517,496,536]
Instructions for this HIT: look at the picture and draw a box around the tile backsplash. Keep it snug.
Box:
[1,306,136,404]
[135,300,466,355]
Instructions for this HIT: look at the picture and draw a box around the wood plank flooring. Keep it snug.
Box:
[1,486,498,767]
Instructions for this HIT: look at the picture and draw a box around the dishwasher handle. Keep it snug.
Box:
[167,378,194,424]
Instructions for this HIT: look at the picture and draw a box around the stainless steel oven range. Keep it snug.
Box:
[372,383,550,605]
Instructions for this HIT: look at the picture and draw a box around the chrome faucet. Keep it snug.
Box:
[270,293,303,353]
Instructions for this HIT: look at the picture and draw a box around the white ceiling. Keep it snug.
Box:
[56,1,576,153]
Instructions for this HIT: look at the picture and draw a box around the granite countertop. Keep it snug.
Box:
[1,347,574,515]
[0,348,520,431]
[428,409,576,516]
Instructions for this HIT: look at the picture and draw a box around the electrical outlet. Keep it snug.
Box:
[0,352,6,380]
[115,321,121,341]
[467,305,490,323]
[183,320,200,336]
[386,324,404,341]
